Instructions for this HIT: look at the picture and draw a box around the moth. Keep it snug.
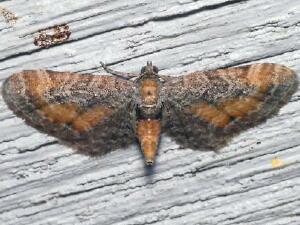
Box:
[2,62,298,165]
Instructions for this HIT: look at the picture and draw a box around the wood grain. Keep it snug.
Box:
[0,0,299,225]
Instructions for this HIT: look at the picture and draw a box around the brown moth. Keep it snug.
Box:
[2,62,298,165]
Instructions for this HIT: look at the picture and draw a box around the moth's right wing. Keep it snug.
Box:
[162,64,298,150]
[2,70,136,155]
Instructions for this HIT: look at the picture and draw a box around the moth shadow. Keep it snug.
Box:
[61,140,136,158]
[68,140,157,183]
[144,164,155,177]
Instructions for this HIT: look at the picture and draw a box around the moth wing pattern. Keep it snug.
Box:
[2,70,136,155]
[162,63,298,149]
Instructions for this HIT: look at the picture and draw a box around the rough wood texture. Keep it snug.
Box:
[0,1,299,224]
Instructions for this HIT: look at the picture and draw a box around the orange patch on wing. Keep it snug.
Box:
[23,71,62,100]
[190,103,230,128]
[246,64,273,92]
[18,70,89,106]
[222,96,262,118]
[72,106,112,132]
[140,79,159,105]
[39,103,112,132]
[39,103,79,123]
[273,64,296,83]
[136,119,161,164]
[190,96,263,127]
[246,64,296,92]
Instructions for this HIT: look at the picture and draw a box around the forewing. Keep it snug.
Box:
[162,63,298,149]
[2,70,136,155]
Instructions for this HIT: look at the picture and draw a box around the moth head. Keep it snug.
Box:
[140,61,159,77]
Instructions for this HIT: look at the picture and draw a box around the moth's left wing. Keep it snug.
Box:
[162,63,298,150]
[2,70,136,155]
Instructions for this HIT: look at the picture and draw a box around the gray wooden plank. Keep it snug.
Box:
[0,0,299,225]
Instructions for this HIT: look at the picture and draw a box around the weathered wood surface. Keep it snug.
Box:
[0,0,299,224]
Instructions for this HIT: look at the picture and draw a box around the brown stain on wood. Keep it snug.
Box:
[140,79,159,105]
[34,24,71,48]
[136,119,161,164]
[0,7,18,24]
[271,157,285,169]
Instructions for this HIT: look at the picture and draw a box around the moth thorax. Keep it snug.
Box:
[138,78,160,108]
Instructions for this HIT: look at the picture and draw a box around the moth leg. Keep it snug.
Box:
[100,62,138,80]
